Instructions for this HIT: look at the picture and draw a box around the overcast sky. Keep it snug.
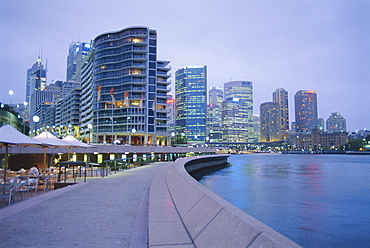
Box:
[0,0,368,131]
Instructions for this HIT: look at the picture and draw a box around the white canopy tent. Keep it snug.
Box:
[62,135,94,161]
[33,131,83,171]
[62,135,94,148]
[0,124,43,182]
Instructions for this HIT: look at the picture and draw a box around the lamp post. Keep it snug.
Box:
[126,116,131,145]
[171,132,176,147]
[87,123,93,144]
[23,102,28,134]
[131,128,136,145]
[32,115,40,137]
[8,90,14,124]
[8,90,13,105]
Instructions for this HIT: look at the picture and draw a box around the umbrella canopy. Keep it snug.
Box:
[33,131,74,147]
[33,131,80,172]
[0,124,43,182]
[0,124,43,147]
[62,135,94,148]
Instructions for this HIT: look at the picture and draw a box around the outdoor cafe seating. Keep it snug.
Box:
[0,171,58,206]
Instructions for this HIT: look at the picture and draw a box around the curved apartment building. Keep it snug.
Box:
[80,26,171,145]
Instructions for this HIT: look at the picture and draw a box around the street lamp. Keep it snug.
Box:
[171,132,176,147]
[8,90,14,124]
[126,116,131,145]
[8,90,14,105]
[131,128,136,145]
[32,115,40,136]
[87,123,93,144]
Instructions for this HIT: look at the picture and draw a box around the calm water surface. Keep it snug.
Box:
[198,154,370,248]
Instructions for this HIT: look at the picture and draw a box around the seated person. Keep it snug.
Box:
[29,163,40,175]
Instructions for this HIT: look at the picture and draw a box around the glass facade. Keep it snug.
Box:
[326,112,346,133]
[175,66,207,144]
[66,42,91,82]
[260,102,281,142]
[294,90,318,133]
[80,26,170,145]
[273,88,289,131]
[222,81,254,143]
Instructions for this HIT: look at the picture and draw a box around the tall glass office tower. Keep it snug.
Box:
[273,88,289,131]
[260,102,281,142]
[294,90,318,132]
[66,41,91,82]
[80,26,171,145]
[175,65,207,145]
[222,81,254,143]
[26,57,47,104]
[207,87,223,143]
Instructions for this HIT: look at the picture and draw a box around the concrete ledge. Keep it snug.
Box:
[149,155,302,248]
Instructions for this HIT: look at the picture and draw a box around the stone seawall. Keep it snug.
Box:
[148,155,302,247]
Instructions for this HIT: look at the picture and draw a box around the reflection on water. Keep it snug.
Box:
[198,154,370,248]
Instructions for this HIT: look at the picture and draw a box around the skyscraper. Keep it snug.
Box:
[175,65,207,145]
[66,41,91,82]
[26,57,47,104]
[207,87,223,144]
[326,112,346,133]
[294,90,318,132]
[221,81,254,143]
[80,26,171,145]
[260,102,281,142]
[273,88,289,131]
[317,117,325,131]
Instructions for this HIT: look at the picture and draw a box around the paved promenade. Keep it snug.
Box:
[0,162,168,248]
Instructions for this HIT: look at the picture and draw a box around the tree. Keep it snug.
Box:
[346,139,364,151]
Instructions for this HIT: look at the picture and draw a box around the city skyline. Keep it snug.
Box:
[0,1,368,131]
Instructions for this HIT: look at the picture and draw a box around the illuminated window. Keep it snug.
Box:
[133,38,143,43]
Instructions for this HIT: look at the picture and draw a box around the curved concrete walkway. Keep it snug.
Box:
[0,162,167,248]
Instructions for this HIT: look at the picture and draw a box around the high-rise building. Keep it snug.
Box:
[326,112,346,133]
[61,81,80,99]
[166,94,176,133]
[317,117,325,131]
[26,57,47,105]
[46,81,62,102]
[29,90,54,131]
[294,90,318,133]
[207,87,223,144]
[55,88,81,137]
[253,114,261,143]
[79,26,171,145]
[66,42,91,82]
[273,88,289,131]
[260,102,281,142]
[209,87,223,107]
[175,65,207,145]
[221,81,254,143]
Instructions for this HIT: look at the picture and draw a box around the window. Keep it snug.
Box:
[148,125,154,132]
[149,85,156,92]
[149,62,156,69]
[149,77,156,84]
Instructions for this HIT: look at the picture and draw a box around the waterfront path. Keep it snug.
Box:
[0,162,168,248]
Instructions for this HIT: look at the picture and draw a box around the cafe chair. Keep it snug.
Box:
[15,180,31,200]
[45,174,56,191]
[0,185,15,206]
[27,178,39,197]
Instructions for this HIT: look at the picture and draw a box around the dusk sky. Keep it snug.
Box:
[0,0,368,131]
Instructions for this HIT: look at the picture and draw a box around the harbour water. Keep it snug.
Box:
[198,154,370,247]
